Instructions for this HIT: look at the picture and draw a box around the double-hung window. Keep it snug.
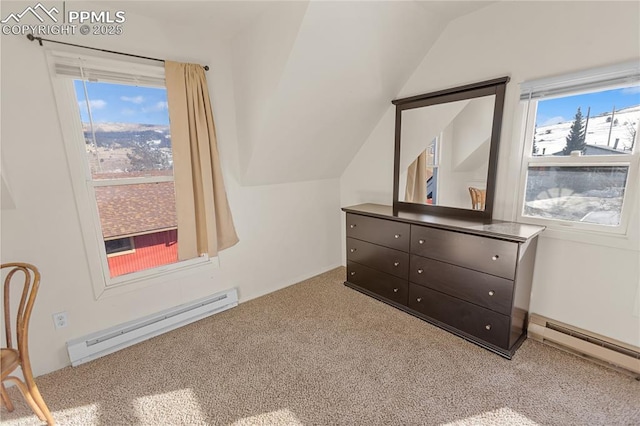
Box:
[518,62,640,235]
[49,52,209,297]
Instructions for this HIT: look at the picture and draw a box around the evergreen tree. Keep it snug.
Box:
[532,126,539,155]
[562,107,586,155]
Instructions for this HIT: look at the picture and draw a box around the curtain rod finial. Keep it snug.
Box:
[26,33,43,46]
[204,65,210,71]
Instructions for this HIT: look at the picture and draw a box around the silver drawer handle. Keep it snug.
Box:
[417,268,424,274]
[418,239,425,244]
[492,255,499,261]
[416,297,422,302]
[393,261,400,267]
[485,324,491,330]
[393,288,398,293]
[349,224,356,229]
[349,248,356,253]
[394,234,401,239]
[350,271,356,276]
[488,290,495,296]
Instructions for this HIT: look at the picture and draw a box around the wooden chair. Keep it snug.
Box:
[468,187,486,210]
[1,263,55,425]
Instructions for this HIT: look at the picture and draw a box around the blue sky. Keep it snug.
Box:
[536,86,640,127]
[74,80,170,125]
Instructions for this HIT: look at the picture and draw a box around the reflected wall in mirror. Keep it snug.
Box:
[393,77,509,219]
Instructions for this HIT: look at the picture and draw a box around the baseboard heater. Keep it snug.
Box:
[528,314,640,377]
[67,288,238,366]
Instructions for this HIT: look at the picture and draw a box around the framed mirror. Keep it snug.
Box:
[392,77,509,219]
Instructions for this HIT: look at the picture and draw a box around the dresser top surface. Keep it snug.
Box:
[342,203,545,242]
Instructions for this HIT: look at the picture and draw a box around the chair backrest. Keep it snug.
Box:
[2,263,40,356]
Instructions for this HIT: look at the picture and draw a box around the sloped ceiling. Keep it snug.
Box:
[106,1,276,41]
[231,1,492,185]
[107,1,492,185]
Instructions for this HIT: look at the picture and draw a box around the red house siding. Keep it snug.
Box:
[107,230,178,277]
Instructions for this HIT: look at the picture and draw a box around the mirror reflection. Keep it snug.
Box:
[399,95,496,211]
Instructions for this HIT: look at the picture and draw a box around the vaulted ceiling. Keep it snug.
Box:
[107,1,493,185]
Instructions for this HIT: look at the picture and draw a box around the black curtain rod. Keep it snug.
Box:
[26,34,210,71]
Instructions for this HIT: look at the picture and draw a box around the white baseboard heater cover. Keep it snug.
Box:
[67,288,238,366]
[528,314,640,376]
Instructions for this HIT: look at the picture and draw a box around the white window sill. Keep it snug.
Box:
[94,256,219,300]
[522,220,638,251]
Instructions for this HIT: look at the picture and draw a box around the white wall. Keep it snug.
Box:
[450,96,493,171]
[399,100,468,173]
[0,8,341,376]
[439,97,493,209]
[340,1,640,346]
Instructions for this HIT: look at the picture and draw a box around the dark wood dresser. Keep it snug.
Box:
[343,203,545,359]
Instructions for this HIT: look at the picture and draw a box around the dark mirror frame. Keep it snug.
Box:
[392,76,510,220]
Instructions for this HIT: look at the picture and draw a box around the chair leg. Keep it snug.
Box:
[1,382,15,412]
[5,376,48,423]
[26,379,55,426]
[20,358,55,425]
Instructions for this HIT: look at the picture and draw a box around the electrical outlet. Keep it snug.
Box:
[53,312,68,329]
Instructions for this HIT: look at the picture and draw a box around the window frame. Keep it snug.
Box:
[516,63,640,237]
[48,51,215,299]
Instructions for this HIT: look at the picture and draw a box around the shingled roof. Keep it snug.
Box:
[95,182,177,239]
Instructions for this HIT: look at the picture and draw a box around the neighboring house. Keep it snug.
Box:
[582,144,627,156]
[95,181,178,277]
[551,144,627,156]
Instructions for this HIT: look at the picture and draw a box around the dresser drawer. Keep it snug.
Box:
[409,255,513,315]
[411,226,517,279]
[346,261,408,305]
[346,213,410,252]
[408,284,510,349]
[347,238,409,279]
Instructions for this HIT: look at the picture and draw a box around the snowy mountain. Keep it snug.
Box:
[80,122,172,175]
[82,122,171,149]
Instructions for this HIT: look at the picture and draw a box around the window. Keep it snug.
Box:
[105,237,134,256]
[76,79,181,280]
[49,52,209,297]
[518,62,640,234]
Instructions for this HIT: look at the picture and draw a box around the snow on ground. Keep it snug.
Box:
[534,105,639,156]
[524,195,622,225]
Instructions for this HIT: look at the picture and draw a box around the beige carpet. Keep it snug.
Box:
[1,267,639,425]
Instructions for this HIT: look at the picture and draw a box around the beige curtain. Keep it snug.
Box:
[405,150,427,203]
[165,61,239,260]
